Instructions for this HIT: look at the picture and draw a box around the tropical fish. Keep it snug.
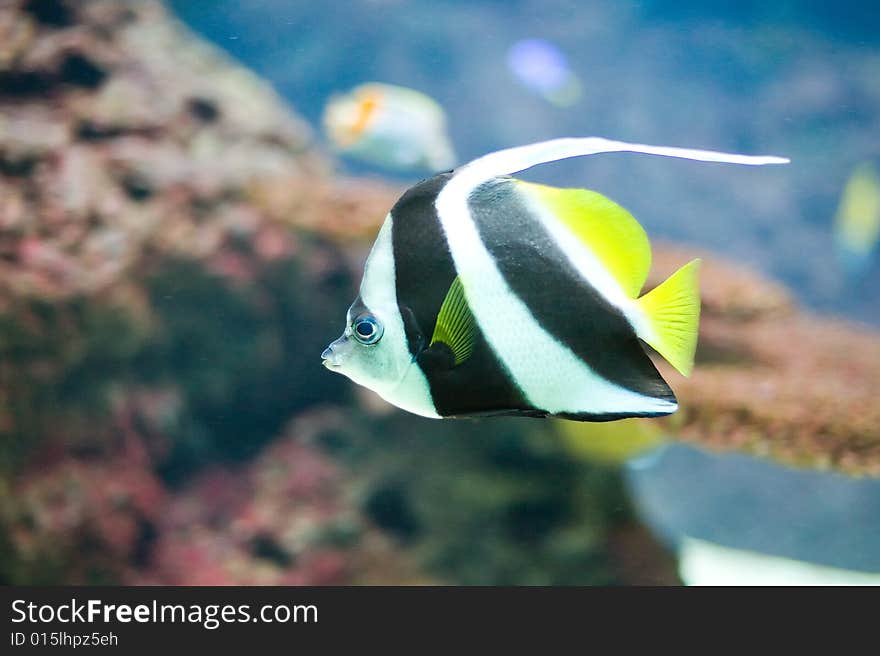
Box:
[506,38,582,107]
[322,137,788,421]
[322,82,456,172]
[832,162,880,278]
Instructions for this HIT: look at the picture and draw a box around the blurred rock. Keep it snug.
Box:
[130,411,419,586]
[1,434,165,584]
[0,0,326,305]
[0,410,418,585]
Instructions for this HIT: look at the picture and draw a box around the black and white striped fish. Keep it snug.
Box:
[322,137,788,421]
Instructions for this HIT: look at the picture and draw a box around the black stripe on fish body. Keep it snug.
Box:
[388,173,537,417]
[389,172,457,357]
[468,178,676,407]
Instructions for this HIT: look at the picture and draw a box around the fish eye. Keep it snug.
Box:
[352,314,383,345]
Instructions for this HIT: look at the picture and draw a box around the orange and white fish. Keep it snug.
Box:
[322,83,455,172]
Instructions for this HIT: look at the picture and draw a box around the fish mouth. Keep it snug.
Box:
[321,342,345,370]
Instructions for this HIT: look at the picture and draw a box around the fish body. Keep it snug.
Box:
[322,82,456,171]
[323,137,788,421]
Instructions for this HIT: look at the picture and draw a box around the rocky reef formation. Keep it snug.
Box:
[0,0,876,586]
[0,0,407,586]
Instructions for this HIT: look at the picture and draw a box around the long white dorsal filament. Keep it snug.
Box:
[460,136,789,181]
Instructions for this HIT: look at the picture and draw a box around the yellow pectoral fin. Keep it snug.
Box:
[430,276,477,366]
[635,258,701,377]
[518,182,652,298]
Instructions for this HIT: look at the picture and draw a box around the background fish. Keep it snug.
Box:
[322,82,456,171]
[506,38,583,107]
[833,162,880,279]
[322,137,788,421]
[556,418,666,465]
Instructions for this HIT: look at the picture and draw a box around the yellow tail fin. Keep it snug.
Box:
[635,259,701,377]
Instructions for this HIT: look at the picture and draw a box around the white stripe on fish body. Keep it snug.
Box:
[436,177,678,416]
[386,364,442,418]
[358,215,440,418]
[359,215,397,317]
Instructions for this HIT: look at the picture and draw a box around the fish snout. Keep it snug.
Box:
[321,335,352,369]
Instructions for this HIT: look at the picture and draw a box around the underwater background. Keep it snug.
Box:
[0,0,878,585]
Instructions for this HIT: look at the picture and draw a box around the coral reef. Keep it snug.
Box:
[1,410,416,585]
[0,434,165,584]
[0,0,327,303]
[131,411,419,586]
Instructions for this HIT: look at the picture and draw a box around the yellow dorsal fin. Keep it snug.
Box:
[635,259,701,376]
[518,181,651,298]
[430,276,477,366]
